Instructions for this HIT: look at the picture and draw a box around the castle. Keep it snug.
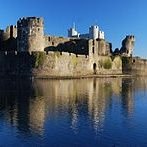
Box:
[0,17,135,56]
[0,17,140,78]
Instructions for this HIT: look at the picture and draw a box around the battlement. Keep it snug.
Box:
[126,35,135,40]
[5,25,17,32]
[0,25,17,41]
[17,17,44,27]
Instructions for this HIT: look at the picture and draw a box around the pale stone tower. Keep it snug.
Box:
[68,23,79,38]
[89,25,99,40]
[120,35,135,57]
[17,17,44,52]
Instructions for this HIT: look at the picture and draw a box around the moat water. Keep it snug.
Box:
[0,77,147,146]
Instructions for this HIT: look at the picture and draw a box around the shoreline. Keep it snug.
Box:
[0,74,143,80]
[32,74,135,79]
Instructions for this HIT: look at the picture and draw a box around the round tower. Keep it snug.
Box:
[89,25,99,40]
[17,17,44,52]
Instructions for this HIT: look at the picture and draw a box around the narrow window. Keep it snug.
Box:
[92,47,94,54]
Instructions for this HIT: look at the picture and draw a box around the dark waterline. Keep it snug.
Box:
[0,77,147,146]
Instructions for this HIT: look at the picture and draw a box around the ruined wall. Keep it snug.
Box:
[0,26,17,51]
[88,39,112,56]
[2,25,17,41]
[44,36,70,48]
[44,36,89,55]
[44,36,111,57]
[114,35,135,57]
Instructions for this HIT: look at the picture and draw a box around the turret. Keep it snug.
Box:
[89,25,99,40]
[68,23,79,38]
[98,31,105,39]
[17,17,44,52]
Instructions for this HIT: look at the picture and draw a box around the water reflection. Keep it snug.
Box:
[0,77,147,145]
[121,78,134,117]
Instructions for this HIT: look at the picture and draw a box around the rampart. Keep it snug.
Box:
[131,57,147,76]
[0,51,122,78]
[122,57,147,76]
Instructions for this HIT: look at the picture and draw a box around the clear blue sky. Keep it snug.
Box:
[0,0,147,57]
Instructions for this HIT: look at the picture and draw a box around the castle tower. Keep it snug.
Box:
[89,25,99,40]
[68,23,79,38]
[17,17,44,52]
[125,35,135,57]
[120,35,135,57]
[98,31,105,39]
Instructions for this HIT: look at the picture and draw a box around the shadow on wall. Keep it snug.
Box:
[0,52,46,77]
[44,39,89,55]
[0,37,17,52]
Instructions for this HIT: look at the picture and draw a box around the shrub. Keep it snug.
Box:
[103,59,112,69]
[32,52,46,68]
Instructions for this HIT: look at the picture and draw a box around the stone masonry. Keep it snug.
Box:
[0,16,137,77]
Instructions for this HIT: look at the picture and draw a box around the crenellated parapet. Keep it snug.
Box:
[0,25,17,51]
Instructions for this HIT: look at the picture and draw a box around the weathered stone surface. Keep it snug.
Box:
[0,51,122,77]
[17,17,44,52]
[114,35,135,57]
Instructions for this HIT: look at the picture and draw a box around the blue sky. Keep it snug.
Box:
[0,0,147,57]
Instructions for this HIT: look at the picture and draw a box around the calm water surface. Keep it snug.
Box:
[0,77,147,146]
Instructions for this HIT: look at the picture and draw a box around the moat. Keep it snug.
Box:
[0,78,147,146]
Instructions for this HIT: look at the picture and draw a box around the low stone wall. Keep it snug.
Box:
[131,57,147,76]
[122,57,147,76]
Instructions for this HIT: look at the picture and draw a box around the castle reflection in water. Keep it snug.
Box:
[0,77,147,135]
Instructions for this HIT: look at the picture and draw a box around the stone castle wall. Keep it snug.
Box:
[122,57,147,76]
[0,26,17,51]
[131,57,147,76]
[2,25,17,41]
[0,51,122,77]
[88,39,112,56]
[44,36,70,48]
